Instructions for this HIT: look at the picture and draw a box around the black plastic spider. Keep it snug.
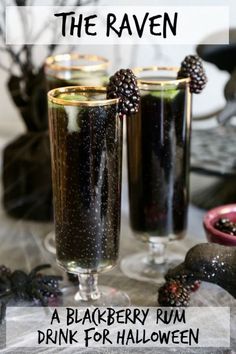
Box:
[0,264,63,322]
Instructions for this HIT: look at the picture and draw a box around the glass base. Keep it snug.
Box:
[61,286,130,307]
[44,231,56,254]
[120,251,183,284]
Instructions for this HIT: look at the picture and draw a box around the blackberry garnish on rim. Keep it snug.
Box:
[178,55,207,94]
[107,68,140,117]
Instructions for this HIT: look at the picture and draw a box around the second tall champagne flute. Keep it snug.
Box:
[45,53,110,90]
[121,67,192,283]
[44,53,110,254]
[48,86,129,305]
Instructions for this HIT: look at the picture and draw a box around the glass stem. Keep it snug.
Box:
[148,242,167,265]
[75,274,100,301]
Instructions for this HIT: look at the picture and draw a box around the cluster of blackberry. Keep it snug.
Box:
[107,57,207,117]
[158,273,201,307]
[215,218,236,236]
[107,69,140,117]
[178,55,207,94]
[37,276,62,305]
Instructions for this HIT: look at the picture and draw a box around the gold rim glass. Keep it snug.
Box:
[45,53,110,72]
[48,85,128,305]
[45,54,110,91]
[122,66,192,284]
[133,66,190,90]
[48,86,118,107]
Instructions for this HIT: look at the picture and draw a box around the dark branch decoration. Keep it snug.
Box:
[0,0,98,131]
[0,0,99,221]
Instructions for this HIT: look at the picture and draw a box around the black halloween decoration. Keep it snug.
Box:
[0,264,62,323]
[0,0,98,221]
[166,243,236,299]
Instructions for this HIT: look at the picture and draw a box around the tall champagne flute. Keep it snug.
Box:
[121,67,192,283]
[45,53,110,90]
[48,86,129,305]
[44,53,110,254]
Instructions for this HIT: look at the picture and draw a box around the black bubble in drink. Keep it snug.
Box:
[49,93,122,272]
[127,86,190,239]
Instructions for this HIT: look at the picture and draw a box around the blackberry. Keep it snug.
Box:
[178,55,207,94]
[107,69,140,117]
[186,280,201,292]
[36,276,62,305]
[172,273,201,292]
[215,218,236,236]
[158,280,190,307]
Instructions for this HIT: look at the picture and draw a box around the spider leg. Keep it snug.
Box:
[0,302,6,325]
[0,293,13,325]
[29,264,51,278]
[40,275,63,282]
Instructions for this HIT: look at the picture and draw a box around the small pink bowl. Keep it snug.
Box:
[203,204,236,246]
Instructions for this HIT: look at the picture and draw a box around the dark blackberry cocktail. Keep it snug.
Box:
[127,84,190,240]
[121,68,192,284]
[48,88,122,273]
